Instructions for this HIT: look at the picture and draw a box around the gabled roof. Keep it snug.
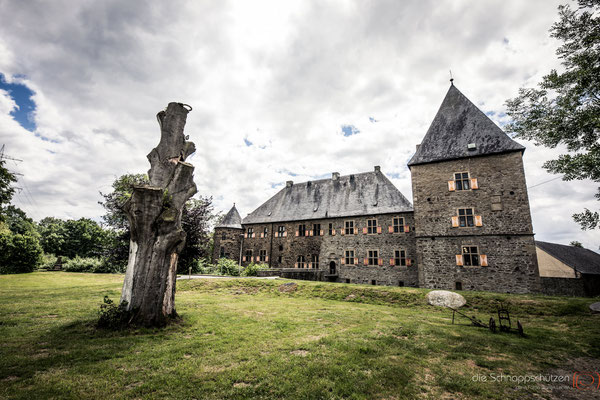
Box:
[216,205,243,229]
[242,169,413,224]
[408,84,525,166]
[536,241,600,275]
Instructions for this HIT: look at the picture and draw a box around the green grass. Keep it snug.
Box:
[0,272,598,399]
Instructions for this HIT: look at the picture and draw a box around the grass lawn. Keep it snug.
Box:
[0,272,599,399]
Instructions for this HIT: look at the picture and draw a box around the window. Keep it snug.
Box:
[263,227,268,237]
[368,250,379,266]
[311,254,319,269]
[393,217,404,233]
[247,227,254,238]
[277,255,282,264]
[313,223,321,236]
[297,224,306,237]
[221,233,226,240]
[244,249,253,262]
[259,249,267,262]
[454,172,470,190]
[328,223,333,235]
[344,220,354,235]
[371,280,376,285]
[296,255,306,268]
[367,218,377,234]
[394,250,407,266]
[278,245,283,251]
[455,281,463,290]
[220,247,225,257]
[398,281,404,287]
[458,208,474,227]
[345,250,355,265]
[462,246,480,266]
[277,225,285,237]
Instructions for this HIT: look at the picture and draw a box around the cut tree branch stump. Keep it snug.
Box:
[119,102,197,327]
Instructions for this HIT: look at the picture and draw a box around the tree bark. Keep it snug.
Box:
[120,102,197,326]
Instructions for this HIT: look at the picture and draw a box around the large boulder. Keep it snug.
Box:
[590,302,600,313]
[426,290,466,308]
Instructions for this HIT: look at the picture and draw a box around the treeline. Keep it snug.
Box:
[0,164,220,274]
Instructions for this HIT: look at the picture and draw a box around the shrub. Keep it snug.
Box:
[63,256,103,273]
[0,230,42,274]
[97,296,131,329]
[194,258,219,275]
[216,258,241,276]
[40,253,58,270]
[242,262,269,276]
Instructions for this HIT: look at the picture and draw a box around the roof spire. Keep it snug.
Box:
[449,70,454,85]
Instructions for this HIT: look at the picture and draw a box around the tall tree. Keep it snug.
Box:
[120,102,197,327]
[505,0,600,230]
[179,197,218,273]
[0,159,17,221]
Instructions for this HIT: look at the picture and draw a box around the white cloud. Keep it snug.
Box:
[0,0,596,249]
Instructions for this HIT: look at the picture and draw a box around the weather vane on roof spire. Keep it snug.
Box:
[449,70,454,85]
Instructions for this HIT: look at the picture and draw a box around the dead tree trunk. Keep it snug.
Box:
[119,102,197,327]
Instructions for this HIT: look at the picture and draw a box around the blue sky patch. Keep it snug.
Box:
[0,73,36,131]
[341,124,360,137]
[244,137,253,146]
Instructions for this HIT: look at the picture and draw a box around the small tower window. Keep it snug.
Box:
[393,217,405,233]
[394,250,406,266]
[328,223,333,235]
[454,172,470,190]
[221,233,226,240]
[462,246,480,266]
[458,208,474,227]
[220,247,225,257]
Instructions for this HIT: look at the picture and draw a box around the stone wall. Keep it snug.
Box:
[416,235,540,293]
[411,151,540,293]
[540,277,586,297]
[212,227,243,264]
[237,212,417,286]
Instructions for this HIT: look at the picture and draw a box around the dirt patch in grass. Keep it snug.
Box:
[290,350,309,357]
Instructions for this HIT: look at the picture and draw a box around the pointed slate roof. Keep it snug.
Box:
[216,205,243,229]
[242,169,413,224]
[536,241,600,275]
[408,84,525,166]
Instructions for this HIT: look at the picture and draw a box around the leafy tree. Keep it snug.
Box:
[4,205,36,235]
[99,174,149,230]
[179,197,219,273]
[0,223,43,274]
[570,240,584,247]
[37,217,68,256]
[0,159,17,220]
[505,0,599,230]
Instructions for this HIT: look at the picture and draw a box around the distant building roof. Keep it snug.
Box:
[242,168,413,224]
[536,241,600,275]
[408,84,525,166]
[216,205,243,229]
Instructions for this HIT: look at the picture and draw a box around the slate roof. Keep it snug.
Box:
[536,241,600,275]
[408,84,525,166]
[242,170,413,224]
[216,205,243,229]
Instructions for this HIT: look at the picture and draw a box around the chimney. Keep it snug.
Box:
[286,180,293,187]
[374,166,381,172]
[416,144,421,151]
[332,172,340,181]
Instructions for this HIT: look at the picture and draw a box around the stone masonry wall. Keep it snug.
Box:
[212,227,243,264]
[238,212,417,286]
[411,151,540,293]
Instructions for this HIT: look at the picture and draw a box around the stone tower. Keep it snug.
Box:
[408,84,540,293]
[212,204,243,264]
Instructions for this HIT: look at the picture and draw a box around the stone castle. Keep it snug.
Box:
[212,84,541,294]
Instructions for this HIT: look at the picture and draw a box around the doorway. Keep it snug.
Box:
[329,261,336,275]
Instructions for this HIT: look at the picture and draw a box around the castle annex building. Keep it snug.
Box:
[213,84,594,295]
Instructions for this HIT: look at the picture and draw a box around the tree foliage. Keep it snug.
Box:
[0,159,17,220]
[0,224,43,274]
[505,0,600,230]
[36,217,107,258]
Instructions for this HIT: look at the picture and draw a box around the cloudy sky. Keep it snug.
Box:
[0,0,597,249]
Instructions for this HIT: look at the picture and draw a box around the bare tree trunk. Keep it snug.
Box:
[120,102,197,326]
